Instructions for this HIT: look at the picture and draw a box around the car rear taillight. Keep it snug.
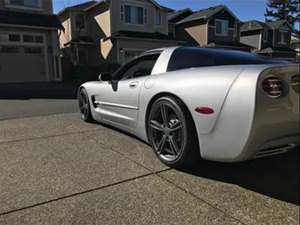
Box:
[262,76,287,98]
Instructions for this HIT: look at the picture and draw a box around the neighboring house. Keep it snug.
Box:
[240,20,295,59]
[0,0,63,83]
[174,5,252,51]
[167,8,192,38]
[58,0,181,66]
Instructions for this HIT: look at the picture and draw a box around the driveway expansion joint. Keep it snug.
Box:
[108,146,247,225]
[0,169,173,217]
[0,112,78,122]
[0,127,103,145]
[155,171,248,225]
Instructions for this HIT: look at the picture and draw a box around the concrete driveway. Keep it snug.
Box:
[0,99,78,120]
[0,113,298,225]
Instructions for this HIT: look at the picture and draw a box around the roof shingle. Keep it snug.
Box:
[168,8,193,23]
[177,5,225,24]
[57,1,97,15]
[0,10,63,30]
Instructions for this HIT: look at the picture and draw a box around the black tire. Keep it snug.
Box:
[147,96,199,168]
[78,88,94,123]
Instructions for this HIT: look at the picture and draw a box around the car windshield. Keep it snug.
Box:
[167,47,289,72]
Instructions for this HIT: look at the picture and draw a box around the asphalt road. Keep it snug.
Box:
[0,112,299,225]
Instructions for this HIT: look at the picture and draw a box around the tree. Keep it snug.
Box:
[265,0,300,31]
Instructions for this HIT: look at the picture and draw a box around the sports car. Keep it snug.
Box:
[78,47,299,167]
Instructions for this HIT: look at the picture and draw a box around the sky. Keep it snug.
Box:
[53,0,267,22]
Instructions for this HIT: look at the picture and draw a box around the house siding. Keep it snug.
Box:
[174,7,244,49]
[110,0,168,35]
[185,23,208,46]
[0,0,53,14]
[116,37,177,64]
[175,20,207,46]
[59,13,72,48]
[207,11,239,43]
[89,4,112,65]
[240,32,261,49]
[207,27,236,43]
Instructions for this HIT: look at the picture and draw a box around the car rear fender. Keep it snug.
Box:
[137,66,246,143]
[199,64,298,161]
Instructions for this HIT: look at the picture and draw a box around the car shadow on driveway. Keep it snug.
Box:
[180,149,299,205]
[93,121,299,205]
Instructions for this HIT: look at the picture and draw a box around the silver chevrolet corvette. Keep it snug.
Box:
[78,47,299,167]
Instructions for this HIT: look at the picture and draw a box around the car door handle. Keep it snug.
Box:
[129,81,139,88]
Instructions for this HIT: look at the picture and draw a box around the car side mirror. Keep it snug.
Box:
[98,72,112,82]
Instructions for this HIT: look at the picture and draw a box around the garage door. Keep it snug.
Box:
[0,45,47,83]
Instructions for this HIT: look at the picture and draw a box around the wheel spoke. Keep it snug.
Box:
[169,136,180,155]
[150,120,164,131]
[160,104,169,126]
[170,121,182,132]
[83,107,88,116]
[157,135,167,154]
[81,93,87,104]
[79,101,85,112]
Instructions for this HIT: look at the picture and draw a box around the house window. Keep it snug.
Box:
[75,14,86,30]
[120,49,145,64]
[24,47,42,54]
[215,19,229,36]
[155,9,162,25]
[279,30,289,44]
[144,8,148,24]
[9,0,39,8]
[121,5,125,21]
[23,35,44,43]
[35,36,44,43]
[124,5,144,25]
[0,46,20,53]
[23,35,34,43]
[263,29,268,42]
[9,34,20,42]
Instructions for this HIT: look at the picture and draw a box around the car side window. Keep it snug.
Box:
[167,48,215,72]
[114,54,160,81]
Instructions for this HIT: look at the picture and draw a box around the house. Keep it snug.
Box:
[58,0,181,66]
[167,8,193,38]
[174,5,252,51]
[240,20,296,59]
[0,0,63,83]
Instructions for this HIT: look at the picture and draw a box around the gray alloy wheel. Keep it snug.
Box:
[78,88,94,122]
[147,96,199,168]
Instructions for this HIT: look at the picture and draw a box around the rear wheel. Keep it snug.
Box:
[78,88,94,122]
[147,96,199,168]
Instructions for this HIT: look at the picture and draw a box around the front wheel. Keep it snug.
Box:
[147,96,199,168]
[78,88,94,122]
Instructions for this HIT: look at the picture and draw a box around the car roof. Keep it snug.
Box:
[144,47,179,54]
